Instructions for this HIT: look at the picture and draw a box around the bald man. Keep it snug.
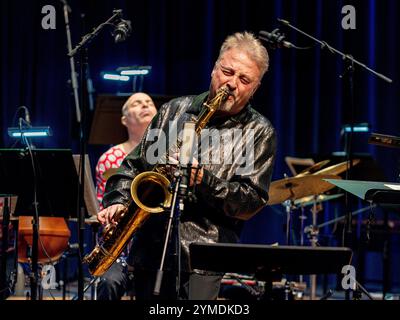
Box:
[95,93,157,208]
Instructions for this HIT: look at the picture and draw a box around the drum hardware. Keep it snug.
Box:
[222,273,264,299]
[294,193,344,207]
[294,192,344,299]
[282,199,295,245]
[283,280,307,300]
[295,194,344,246]
[296,206,308,285]
[268,174,340,246]
[299,192,370,300]
[221,274,306,300]
[305,199,320,300]
[301,161,361,298]
[268,174,341,206]
[298,207,307,246]
[268,158,357,299]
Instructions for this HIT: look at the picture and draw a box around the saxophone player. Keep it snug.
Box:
[97,31,276,300]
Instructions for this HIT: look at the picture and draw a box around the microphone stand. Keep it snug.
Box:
[153,167,183,297]
[68,9,123,301]
[153,164,195,298]
[277,19,392,84]
[342,58,355,248]
[276,19,392,249]
[17,120,40,300]
[61,0,81,123]
[68,10,122,57]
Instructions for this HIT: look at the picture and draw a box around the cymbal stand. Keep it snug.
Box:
[299,205,307,246]
[304,196,321,300]
[298,205,307,284]
[282,199,295,245]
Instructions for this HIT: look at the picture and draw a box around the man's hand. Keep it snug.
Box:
[97,204,125,225]
[189,157,203,186]
[169,153,203,186]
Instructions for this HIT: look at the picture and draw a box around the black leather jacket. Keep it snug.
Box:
[103,92,276,272]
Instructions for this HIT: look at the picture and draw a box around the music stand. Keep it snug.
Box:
[0,149,90,299]
[190,243,353,299]
[0,149,89,218]
[89,95,128,145]
[324,179,400,205]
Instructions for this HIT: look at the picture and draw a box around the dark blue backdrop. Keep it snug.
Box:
[1,0,399,292]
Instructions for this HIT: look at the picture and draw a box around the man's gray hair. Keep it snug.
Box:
[217,31,269,77]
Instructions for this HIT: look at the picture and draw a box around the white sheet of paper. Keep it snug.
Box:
[384,184,400,191]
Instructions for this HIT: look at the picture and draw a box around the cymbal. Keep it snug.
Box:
[267,175,341,205]
[296,160,331,177]
[294,193,344,207]
[102,167,120,180]
[312,159,360,176]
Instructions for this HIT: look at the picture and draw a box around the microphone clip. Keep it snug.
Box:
[259,28,291,49]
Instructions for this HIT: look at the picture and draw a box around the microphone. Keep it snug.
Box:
[178,122,196,198]
[259,29,294,49]
[113,18,132,43]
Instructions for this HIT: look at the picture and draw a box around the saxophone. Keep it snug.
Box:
[83,86,229,276]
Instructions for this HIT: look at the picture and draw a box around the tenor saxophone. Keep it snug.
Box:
[83,87,229,276]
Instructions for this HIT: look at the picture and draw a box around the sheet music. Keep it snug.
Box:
[385,184,400,191]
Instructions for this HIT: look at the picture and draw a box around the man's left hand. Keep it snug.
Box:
[170,153,203,186]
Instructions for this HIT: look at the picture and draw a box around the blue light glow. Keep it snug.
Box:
[120,69,149,76]
[103,74,130,81]
[8,126,52,138]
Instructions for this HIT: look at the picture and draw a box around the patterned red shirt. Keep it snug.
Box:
[95,145,127,209]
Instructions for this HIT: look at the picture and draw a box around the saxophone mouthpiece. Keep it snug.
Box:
[218,85,229,93]
[217,85,230,101]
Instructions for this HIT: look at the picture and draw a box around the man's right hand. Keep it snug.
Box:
[97,204,125,225]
